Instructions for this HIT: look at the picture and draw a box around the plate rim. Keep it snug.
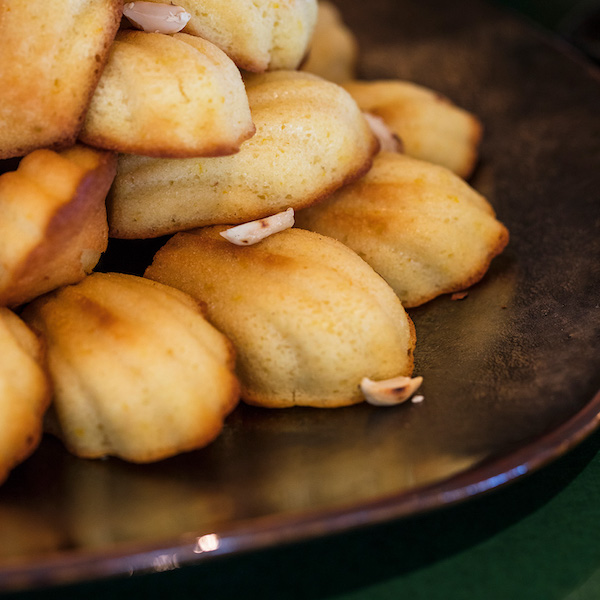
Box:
[2,387,599,592]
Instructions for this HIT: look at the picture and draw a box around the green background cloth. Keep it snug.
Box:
[4,2,600,598]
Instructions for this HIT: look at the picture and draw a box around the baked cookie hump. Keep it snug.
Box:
[22,273,240,463]
[141,0,317,72]
[0,308,51,486]
[302,1,358,83]
[0,0,122,159]
[296,152,509,307]
[79,31,255,158]
[0,146,116,307]
[342,80,483,179]
[109,71,378,239]
[145,227,415,408]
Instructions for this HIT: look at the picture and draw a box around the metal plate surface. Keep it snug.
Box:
[1,0,599,591]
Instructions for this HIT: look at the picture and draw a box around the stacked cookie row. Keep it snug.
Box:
[0,1,508,484]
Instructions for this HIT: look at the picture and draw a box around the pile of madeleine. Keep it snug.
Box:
[0,0,508,484]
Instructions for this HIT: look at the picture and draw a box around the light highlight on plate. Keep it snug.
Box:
[193,533,220,554]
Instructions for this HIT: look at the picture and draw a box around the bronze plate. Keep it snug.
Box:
[1,0,600,592]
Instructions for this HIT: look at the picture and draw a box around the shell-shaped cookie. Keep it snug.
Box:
[0,308,51,486]
[139,0,317,72]
[0,145,116,307]
[342,80,483,179]
[108,70,378,239]
[296,152,509,308]
[79,31,255,158]
[0,0,122,159]
[21,273,240,463]
[302,1,359,83]
[144,227,416,408]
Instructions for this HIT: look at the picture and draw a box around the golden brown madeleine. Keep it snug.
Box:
[296,152,509,308]
[265,0,318,71]
[0,308,51,485]
[22,273,239,463]
[108,71,378,239]
[145,227,416,408]
[80,31,255,158]
[0,0,122,159]
[302,1,359,83]
[0,146,116,307]
[139,0,317,72]
[342,80,483,179]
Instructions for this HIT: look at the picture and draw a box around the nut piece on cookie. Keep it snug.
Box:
[140,0,317,72]
[21,273,240,463]
[0,146,117,308]
[342,80,483,179]
[220,208,295,246]
[108,71,378,239]
[302,1,359,83]
[123,2,191,34]
[0,308,51,486]
[79,31,255,159]
[0,0,122,159]
[145,227,416,408]
[363,113,403,153]
[296,152,509,308]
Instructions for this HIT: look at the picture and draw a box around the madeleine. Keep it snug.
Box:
[22,273,239,463]
[0,145,116,307]
[108,71,378,239]
[0,0,122,159]
[302,1,359,83]
[80,31,255,158]
[342,80,483,179]
[145,227,416,408]
[0,308,50,485]
[296,152,509,307]
[139,0,317,72]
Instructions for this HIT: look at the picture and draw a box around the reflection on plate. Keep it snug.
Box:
[1,0,600,592]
